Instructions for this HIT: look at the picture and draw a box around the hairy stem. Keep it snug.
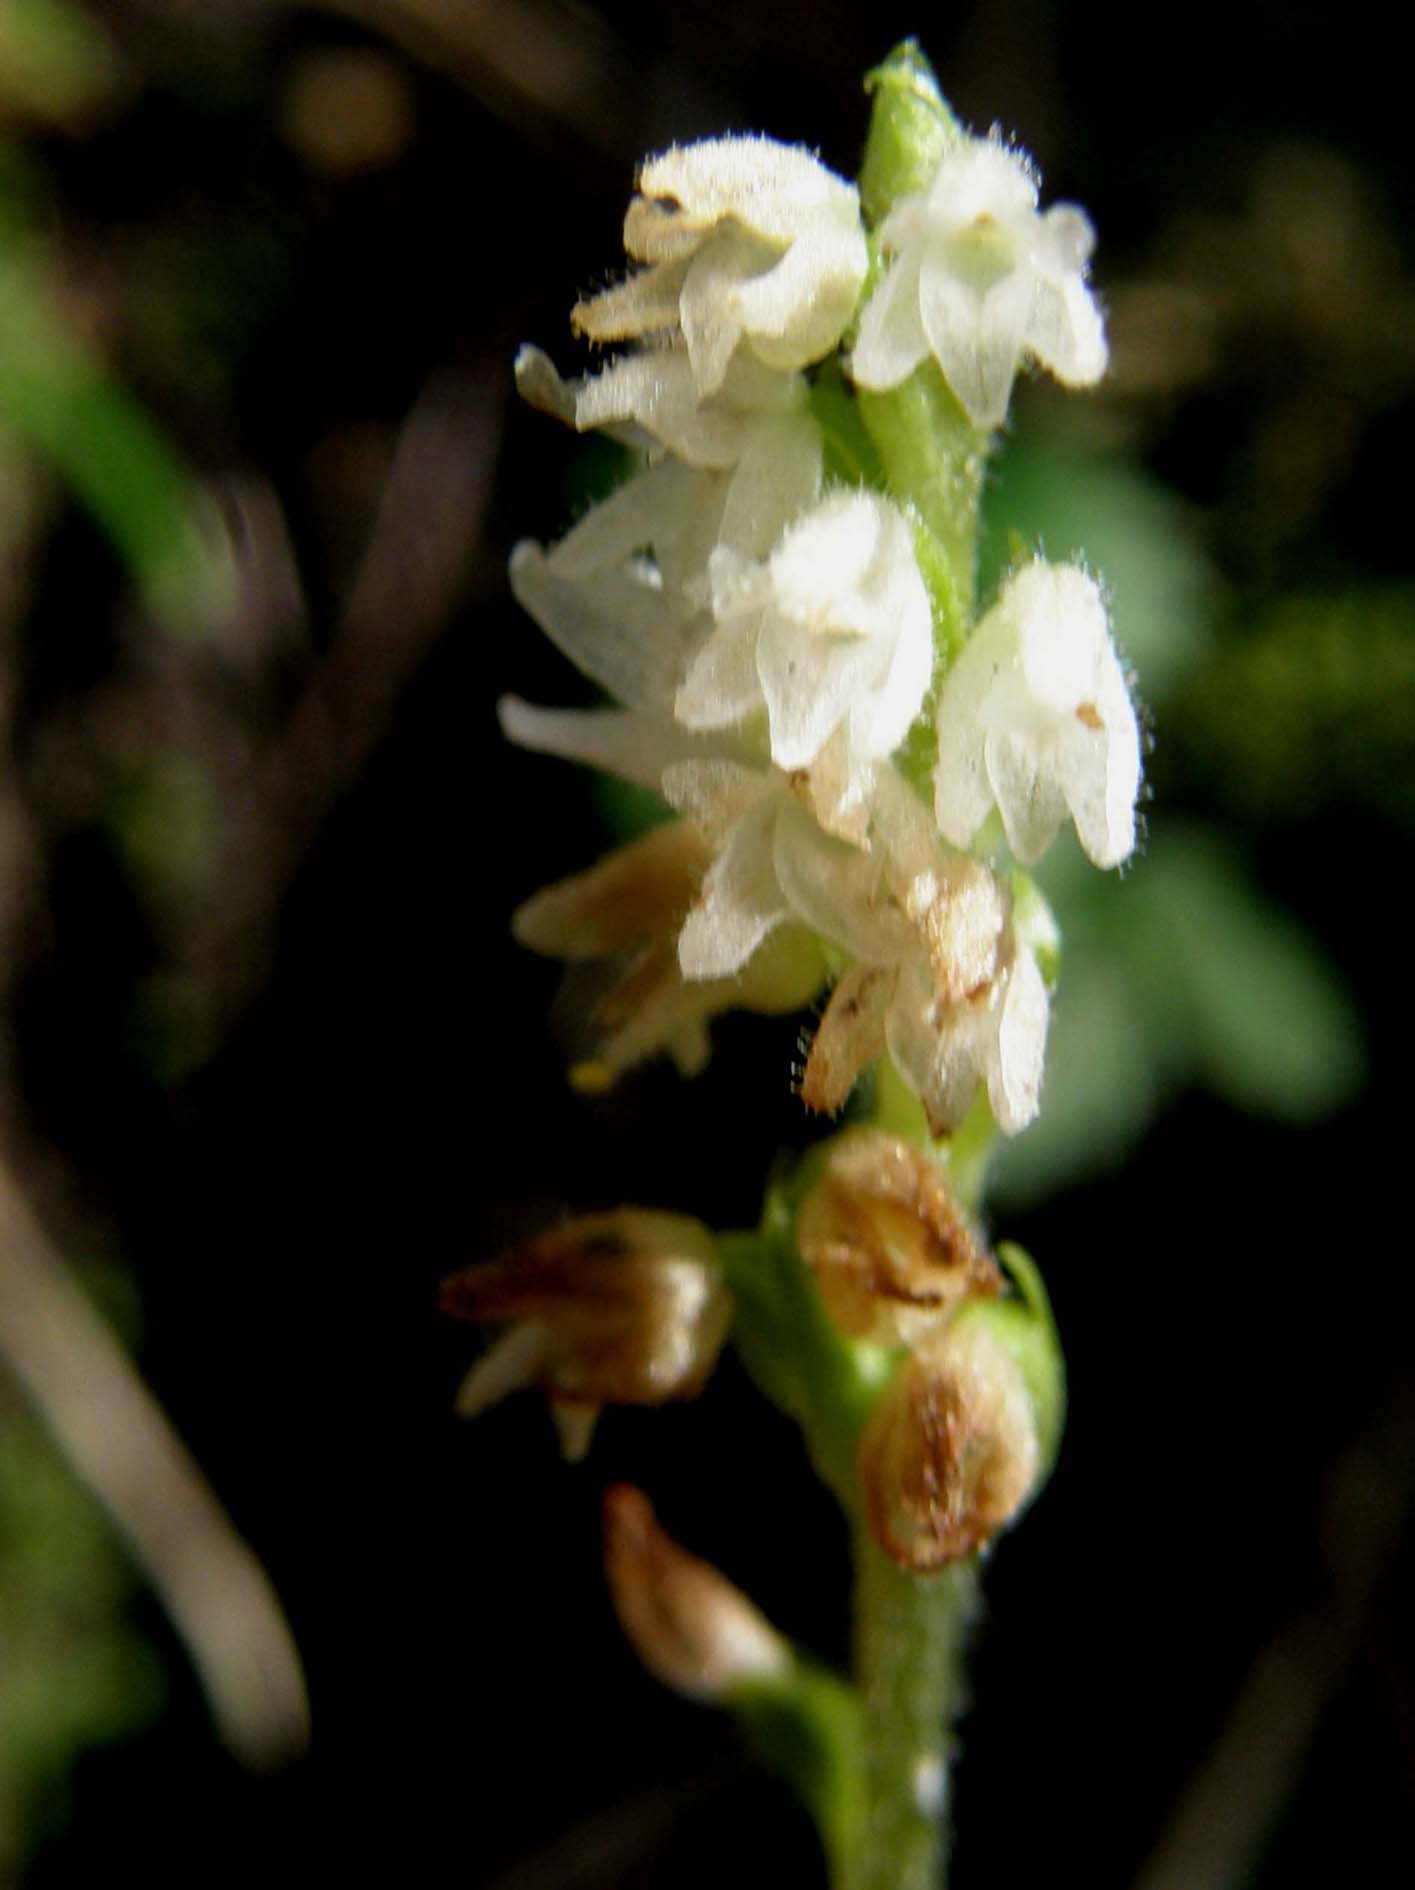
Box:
[844,1528,976,1890]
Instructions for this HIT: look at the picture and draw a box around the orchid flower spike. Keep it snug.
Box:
[933,561,1142,869]
[851,136,1106,430]
[574,137,869,396]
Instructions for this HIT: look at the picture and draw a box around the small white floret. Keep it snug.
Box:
[574,137,869,395]
[933,561,1141,869]
[851,137,1106,429]
[675,491,933,799]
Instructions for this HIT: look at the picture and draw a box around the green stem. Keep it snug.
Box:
[855,38,984,628]
[844,1528,976,1890]
[858,372,984,614]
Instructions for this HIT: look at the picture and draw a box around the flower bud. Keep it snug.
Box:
[442,1210,730,1458]
[603,1485,789,1701]
[795,1129,1000,1346]
[858,1316,1040,1570]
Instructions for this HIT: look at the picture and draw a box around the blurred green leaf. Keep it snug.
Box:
[0,249,229,631]
[993,823,1365,1204]
[106,751,221,911]
[0,0,117,123]
[732,1656,864,1879]
[0,1398,161,1871]
[1174,586,1415,821]
[1124,824,1367,1115]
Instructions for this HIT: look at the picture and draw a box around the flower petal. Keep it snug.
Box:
[680,228,771,395]
[728,210,868,368]
[1027,268,1107,390]
[573,254,691,343]
[635,137,861,249]
[988,948,1048,1133]
[919,246,1032,429]
[716,411,823,558]
[1056,719,1140,869]
[772,796,907,963]
[677,794,789,979]
[676,602,765,730]
[850,250,929,391]
[455,1323,550,1419]
[885,957,991,1137]
[509,540,690,711]
[660,757,771,843]
[499,696,705,791]
[512,824,711,961]
[984,726,1069,865]
[574,350,745,467]
[545,458,701,583]
[801,964,893,1114]
[513,344,579,425]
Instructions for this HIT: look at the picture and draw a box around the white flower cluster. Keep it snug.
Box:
[503,133,1139,1137]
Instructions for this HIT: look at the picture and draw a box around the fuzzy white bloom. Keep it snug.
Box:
[574,137,869,396]
[676,491,933,816]
[877,942,1048,1137]
[661,754,1048,1135]
[795,770,1048,1135]
[933,561,1141,868]
[851,137,1106,429]
[660,755,845,981]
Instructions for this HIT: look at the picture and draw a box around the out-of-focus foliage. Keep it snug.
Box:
[1,3,223,1865]
[1,0,222,632]
[0,0,117,127]
[993,821,1365,1204]
[0,1402,161,1872]
[980,437,1216,702]
[0,1257,161,1876]
[1175,586,1415,823]
[0,220,223,631]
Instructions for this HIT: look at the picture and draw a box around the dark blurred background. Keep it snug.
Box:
[1,2,1412,1885]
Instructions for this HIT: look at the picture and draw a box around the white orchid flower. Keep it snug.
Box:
[796,770,1048,1136]
[574,137,869,396]
[933,561,1142,869]
[661,752,1047,1136]
[851,137,1106,429]
[675,490,933,817]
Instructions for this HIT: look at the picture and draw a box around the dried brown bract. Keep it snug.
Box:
[858,1319,1039,1570]
[442,1209,730,1458]
[795,1128,1000,1346]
